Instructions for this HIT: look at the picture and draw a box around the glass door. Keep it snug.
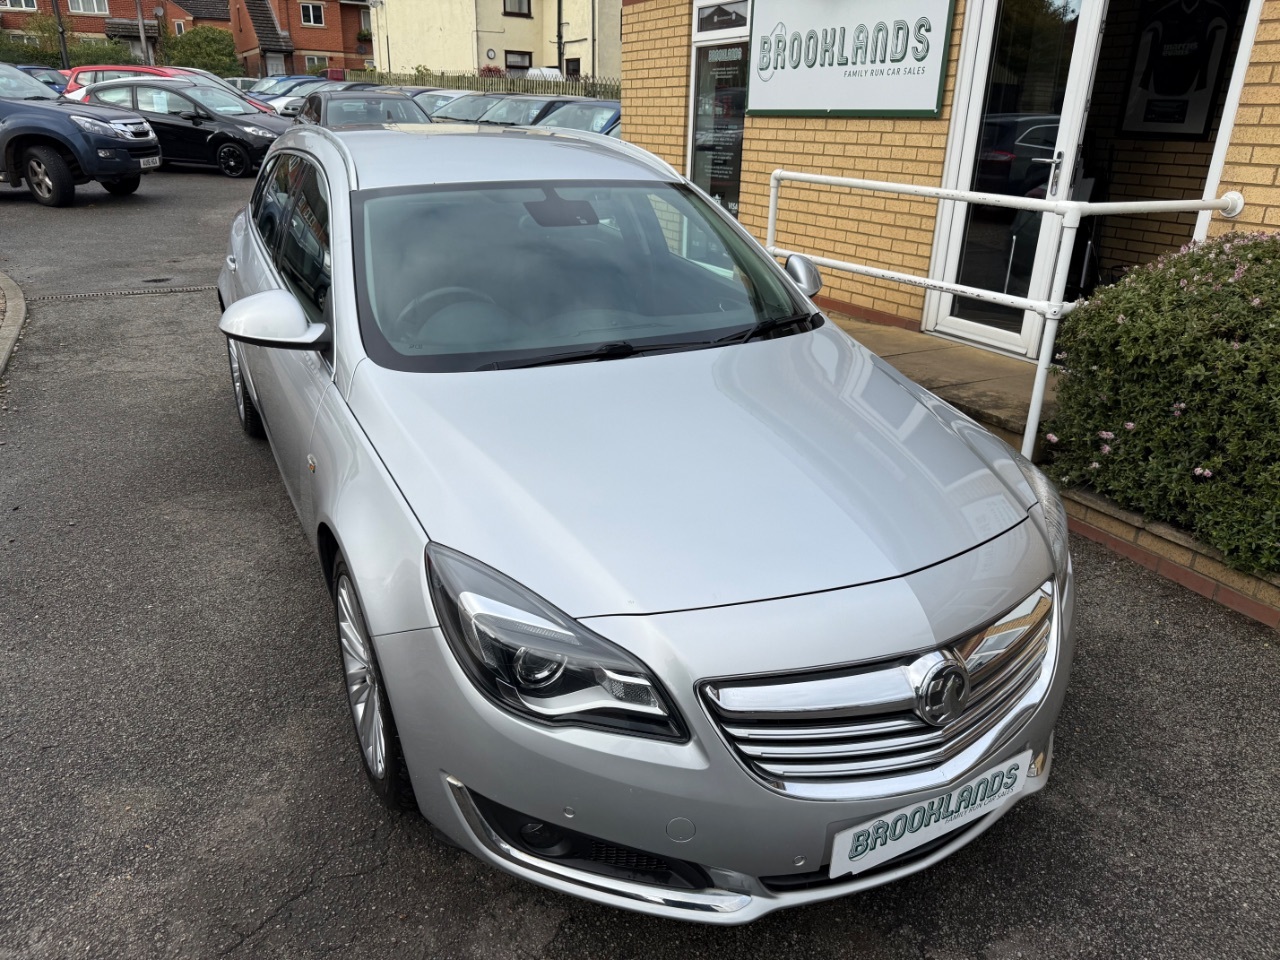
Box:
[689,42,748,218]
[926,0,1109,357]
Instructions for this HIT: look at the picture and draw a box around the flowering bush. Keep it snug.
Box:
[1045,231,1280,574]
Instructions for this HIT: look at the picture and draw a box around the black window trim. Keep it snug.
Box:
[502,0,531,17]
[504,49,533,69]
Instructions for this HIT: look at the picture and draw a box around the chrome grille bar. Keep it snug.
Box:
[701,581,1055,789]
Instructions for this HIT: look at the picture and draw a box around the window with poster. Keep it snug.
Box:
[687,2,749,218]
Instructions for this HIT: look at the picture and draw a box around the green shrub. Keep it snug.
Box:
[1045,231,1280,574]
[160,25,239,76]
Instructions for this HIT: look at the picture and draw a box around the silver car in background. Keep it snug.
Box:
[216,123,1075,923]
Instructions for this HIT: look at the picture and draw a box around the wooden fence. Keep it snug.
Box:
[344,69,620,100]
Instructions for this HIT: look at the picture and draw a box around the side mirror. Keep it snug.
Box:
[219,289,330,350]
[784,254,823,298]
[179,111,203,123]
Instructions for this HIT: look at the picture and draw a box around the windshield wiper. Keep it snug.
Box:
[487,338,718,370]
[716,312,817,345]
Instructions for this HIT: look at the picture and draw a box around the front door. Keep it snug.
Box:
[266,54,286,76]
[925,0,1109,358]
[134,85,207,162]
[686,1,751,218]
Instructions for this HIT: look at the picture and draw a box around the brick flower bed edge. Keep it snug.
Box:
[1063,488,1280,630]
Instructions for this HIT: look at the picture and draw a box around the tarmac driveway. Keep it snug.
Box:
[0,171,1277,959]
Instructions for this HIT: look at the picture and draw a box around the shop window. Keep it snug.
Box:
[689,42,747,218]
[300,3,324,26]
[696,2,747,33]
[504,0,531,16]
[67,0,109,13]
[505,50,532,72]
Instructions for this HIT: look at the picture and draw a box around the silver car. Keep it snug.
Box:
[216,124,1075,923]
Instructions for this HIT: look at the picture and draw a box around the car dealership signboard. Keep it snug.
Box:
[747,0,956,117]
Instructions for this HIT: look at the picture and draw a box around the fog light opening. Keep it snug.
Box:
[518,820,573,857]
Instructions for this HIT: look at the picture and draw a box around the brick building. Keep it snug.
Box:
[228,0,372,77]
[3,0,229,61]
[623,0,1280,362]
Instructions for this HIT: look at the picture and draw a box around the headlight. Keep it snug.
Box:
[242,125,278,139]
[70,115,123,139]
[1013,452,1070,584]
[427,543,685,740]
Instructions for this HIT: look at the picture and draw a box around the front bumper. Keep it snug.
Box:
[373,544,1076,922]
[82,134,160,180]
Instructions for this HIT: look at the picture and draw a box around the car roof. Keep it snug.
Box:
[289,125,678,191]
[86,76,196,88]
[320,90,411,99]
[73,64,185,73]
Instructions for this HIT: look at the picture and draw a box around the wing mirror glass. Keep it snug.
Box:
[219,289,330,350]
[784,254,823,298]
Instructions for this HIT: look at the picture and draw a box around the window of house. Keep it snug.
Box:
[172,20,185,35]
[360,7,370,31]
[304,55,328,69]
[504,50,532,72]
[67,0,108,13]
[503,0,530,16]
[300,2,323,26]
[5,32,41,44]
[565,58,581,78]
[0,1,40,12]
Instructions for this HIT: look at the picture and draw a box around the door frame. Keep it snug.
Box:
[683,1,751,192]
[924,0,1110,359]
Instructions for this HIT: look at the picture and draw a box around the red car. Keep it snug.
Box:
[63,65,192,93]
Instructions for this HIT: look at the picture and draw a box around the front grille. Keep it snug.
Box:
[588,842,675,874]
[703,582,1054,790]
[113,121,153,139]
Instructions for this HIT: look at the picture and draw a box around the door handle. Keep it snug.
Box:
[1031,151,1064,196]
[225,255,237,272]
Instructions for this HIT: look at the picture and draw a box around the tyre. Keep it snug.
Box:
[226,339,265,438]
[333,559,417,812]
[102,175,141,196]
[216,142,251,178]
[23,145,74,207]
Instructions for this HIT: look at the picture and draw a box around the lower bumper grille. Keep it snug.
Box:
[125,145,161,160]
[703,581,1055,792]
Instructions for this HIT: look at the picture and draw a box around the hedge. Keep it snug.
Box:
[1045,231,1280,574]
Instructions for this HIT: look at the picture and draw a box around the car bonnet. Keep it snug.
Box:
[348,324,1031,619]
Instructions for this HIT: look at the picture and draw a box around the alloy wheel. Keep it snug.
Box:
[218,145,246,177]
[227,341,246,423]
[337,575,387,780]
[26,158,53,200]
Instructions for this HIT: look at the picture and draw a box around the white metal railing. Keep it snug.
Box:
[765,170,1246,457]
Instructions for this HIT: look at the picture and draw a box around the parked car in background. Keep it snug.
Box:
[474,94,582,127]
[295,91,429,129]
[0,62,158,206]
[68,69,275,114]
[174,66,276,112]
[975,114,1060,196]
[250,75,313,94]
[225,77,258,92]
[258,79,330,116]
[14,65,68,94]
[428,93,509,121]
[80,77,289,177]
[216,122,1075,923]
[380,85,440,97]
[410,89,473,115]
[533,99,620,136]
[64,64,190,93]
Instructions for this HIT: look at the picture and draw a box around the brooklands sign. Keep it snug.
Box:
[747,0,956,117]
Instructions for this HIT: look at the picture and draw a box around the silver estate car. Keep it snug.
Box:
[216,123,1075,923]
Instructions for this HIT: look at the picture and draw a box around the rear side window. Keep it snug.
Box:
[95,87,133,108]
[277,159,331,323]
[252,155,297,251]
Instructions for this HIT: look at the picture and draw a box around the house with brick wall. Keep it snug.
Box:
[622,0,1280,363]
[3,0,228,61]
[228,0,372,78]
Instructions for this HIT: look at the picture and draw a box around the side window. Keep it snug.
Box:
[95,87,133,108]
[253,155,296,251]
[299,97,320,124]
[646,194,734,273]
[277,159,331,326]
[135,86,183,114]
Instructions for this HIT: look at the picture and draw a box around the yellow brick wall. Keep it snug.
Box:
[1214,0,1280,234]
[621,0,692,171]
[623,0,967,324]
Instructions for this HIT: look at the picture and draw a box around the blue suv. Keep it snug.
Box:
[0,62,160,207]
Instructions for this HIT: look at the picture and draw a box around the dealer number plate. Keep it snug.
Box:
[140,156,161,169]
[828,750,1032,879]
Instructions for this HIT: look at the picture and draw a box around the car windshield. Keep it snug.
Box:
[327,96,428,126]
[187,87,256,115]
[477,97,555,125]
[431,95,503,121]
[0,63,59,100]
[251,77,293,93]
[535,102,619,133]
[414,92,461,114]
[354,180,810,373]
